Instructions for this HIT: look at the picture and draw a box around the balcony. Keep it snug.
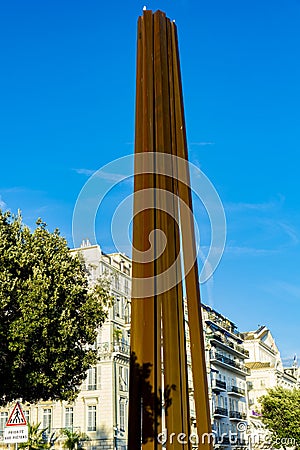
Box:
[98,341,130,358]
[206,313,236,334]
[217,436,230,445]
[212,379,227,392]
[227,385,246,397]
[112,341,130,355]
[231,438,247,447]
[207,333,249,358]
[210,351,250,375]
[214,407,228,417]
[229,411,247,421]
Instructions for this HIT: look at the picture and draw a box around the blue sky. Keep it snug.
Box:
[0,0,299,361]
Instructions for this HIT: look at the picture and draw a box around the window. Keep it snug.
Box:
[42,409,52,432]
[119,366,129,392]
[124,302,130,323]
[65,407,73,430]
[120,297,125,320]
[212,394,216,410]
[87,367,97,390]
[0,412,8,433]
[220,421,228,435]
[124,279,129,295]
[114,298,120,317]
[119,399,126,431]
[87,406,96,431]
[114,275,120,291]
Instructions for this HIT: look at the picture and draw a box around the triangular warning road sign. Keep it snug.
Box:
[6,402,27,427]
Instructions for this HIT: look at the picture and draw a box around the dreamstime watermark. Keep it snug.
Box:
[156,426,298,448]
[72,153,226,294]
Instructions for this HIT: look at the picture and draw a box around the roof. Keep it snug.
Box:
[242,326,268,340]
[246,362,272,369]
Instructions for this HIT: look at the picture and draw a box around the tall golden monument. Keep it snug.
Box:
[128,10,212,449]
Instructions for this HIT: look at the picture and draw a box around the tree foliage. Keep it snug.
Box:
[19,423,50,450]
[0,210,112,405]
[260,386,300,448]
[61,428,89,450]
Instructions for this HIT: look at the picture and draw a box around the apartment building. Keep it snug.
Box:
[202,305,249,449]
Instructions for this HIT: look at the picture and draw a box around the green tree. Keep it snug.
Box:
[61,428,89,450]
[19,423,49,450]
[0,210,112,405]
[260,386,300,449]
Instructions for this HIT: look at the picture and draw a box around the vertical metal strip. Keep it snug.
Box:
[129,10,159,450]
[166,18,191,449]
[153,11,190,450]
[170,22,212,450]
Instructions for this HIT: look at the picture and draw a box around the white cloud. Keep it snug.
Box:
[0,195,7,210]
[263,281,300,303]
[0,187,45,195]
[189,141,215,147]
[224,245,278,256]
[73,168,130,183]
[274,281,300,298]
[225,194,285,213]
[73,168,96,176]
[277,222,299,245]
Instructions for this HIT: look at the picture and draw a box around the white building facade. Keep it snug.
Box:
[242,326,299,415]
[241,326,299,448]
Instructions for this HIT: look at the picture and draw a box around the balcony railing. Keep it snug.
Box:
[232,438,247,447]
[112,341,130,355]
[229,411,247,420]
[228,385,246,396]
[210,351,250,374]
[214,407,228,417]
[98,341,130,357]
[214,435,247,447]
[206,313,236,333]
[207,333,249,358]
[212,379,227,391]
[216,436,230,445]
